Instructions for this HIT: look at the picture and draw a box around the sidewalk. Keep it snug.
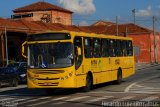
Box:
[136,63,159,70]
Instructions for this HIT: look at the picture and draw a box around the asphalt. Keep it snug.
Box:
[0,63,160,107]
[136,63,160,70]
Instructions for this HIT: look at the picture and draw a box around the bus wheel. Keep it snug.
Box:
[82,74,92,92]
[116,69,122,84]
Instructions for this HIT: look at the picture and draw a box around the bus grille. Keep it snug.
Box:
[38,82,59,86]
[34,70,65,74]
[37,78,60,80]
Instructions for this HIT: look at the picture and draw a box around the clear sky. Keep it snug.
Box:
[0,0,160,30]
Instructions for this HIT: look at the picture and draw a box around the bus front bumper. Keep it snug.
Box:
[27,72,76,88]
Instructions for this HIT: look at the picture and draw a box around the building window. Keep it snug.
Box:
[11,13,33,19]
[134,46,140,56]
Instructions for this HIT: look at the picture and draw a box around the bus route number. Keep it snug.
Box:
[91,60,97,65]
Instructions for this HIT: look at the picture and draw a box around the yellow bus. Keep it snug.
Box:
[22,31,135,93]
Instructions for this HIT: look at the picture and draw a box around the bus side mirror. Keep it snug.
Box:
[77,47,81,56]
[22,41,27,58]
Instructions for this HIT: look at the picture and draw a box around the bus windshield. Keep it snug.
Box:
[28,42,73,69]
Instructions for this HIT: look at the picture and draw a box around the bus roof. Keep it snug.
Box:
[29,30,132,41]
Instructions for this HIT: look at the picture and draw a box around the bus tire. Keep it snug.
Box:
[116,69,122,84]
[82,73,92,92]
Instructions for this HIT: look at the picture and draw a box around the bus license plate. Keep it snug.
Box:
[44,82,52,85]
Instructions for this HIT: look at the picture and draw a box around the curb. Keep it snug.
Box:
[136,64,160,71]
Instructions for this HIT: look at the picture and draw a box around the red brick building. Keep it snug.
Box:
[12,1,73,25]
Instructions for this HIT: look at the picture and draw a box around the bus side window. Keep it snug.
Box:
[74,37,83,69]
[101,39,109,57]
[93,38,101,58]
[122,41,127,56]
[84,38,93,58]
[109,39,115,57]
[127,40,133,56]
[115,40,123,57]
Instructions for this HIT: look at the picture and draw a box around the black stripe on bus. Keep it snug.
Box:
[75,67,133,76]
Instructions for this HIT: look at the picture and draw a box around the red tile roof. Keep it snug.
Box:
[0,18,154,35]
[79,23,153,36]
[0,18,29,32]
[91,20,115,26]
[104,23,152,35]
[0,18,7,27]
[13,1,73,13]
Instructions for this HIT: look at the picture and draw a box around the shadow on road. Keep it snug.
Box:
[0,81,124,97]
[0,87,80,97]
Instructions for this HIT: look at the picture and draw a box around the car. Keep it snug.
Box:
[7,62,27,83]
[0,67,19,87]
[0,62,27,87]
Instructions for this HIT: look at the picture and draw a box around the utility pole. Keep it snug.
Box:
[116,16,119,36]
[153,16,157,63]
[132,9,136,24]
[125,27,128,37]
[0,31,5,66]
[5,27,8,66]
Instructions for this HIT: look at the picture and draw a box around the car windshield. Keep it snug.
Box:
[7,63,19,67]
[28,42,73,68]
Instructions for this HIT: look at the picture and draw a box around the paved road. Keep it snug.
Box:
[0,65,160,107]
